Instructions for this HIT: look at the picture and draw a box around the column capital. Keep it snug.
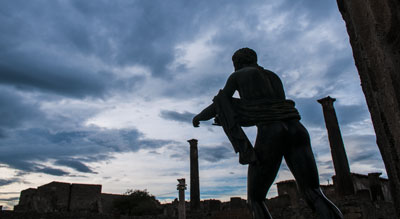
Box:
[317,96,336,107]
[177,178,187,190]
[188,139,198,144]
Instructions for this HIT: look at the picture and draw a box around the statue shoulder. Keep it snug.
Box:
[262,68,282,80]
[234,66,259,75]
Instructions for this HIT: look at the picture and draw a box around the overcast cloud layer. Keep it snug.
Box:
[0,0,386,209]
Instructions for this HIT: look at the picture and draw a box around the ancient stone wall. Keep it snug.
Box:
[69,183,101,212]
[321,184,337,200]
[14,188,38,211]
[0,210,119,219]
[336,0,400,216]
[351,173,370,192]
[100,193,123,214]
[15,181,72,212]
[276,180,300,206]
[201,199,221,212]
[266,194,291,209]
[37,181,71,212]
[228,197,246,209]
[14,181,105,213]
[209,208,251,219]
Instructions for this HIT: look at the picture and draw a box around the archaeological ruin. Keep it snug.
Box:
[5,103,396,219]
[13,181,122,214]
[5,172,396,218]
[0,96,395,219]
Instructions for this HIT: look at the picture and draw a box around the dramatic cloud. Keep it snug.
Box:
[0,178,21,187]
[0,197,19,202]
[55,159,96,173]
[0,125,175,176]
[168,142,234,163]
[160,110,196,124]
[199,144,235,163]
[0,87,43,134]
[37,167,69,177]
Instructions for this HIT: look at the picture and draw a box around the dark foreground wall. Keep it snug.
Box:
[336,0,400,217]
[0,211,171,219]
[0,211,115,219]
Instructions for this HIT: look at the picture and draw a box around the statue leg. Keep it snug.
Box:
[248,123,285,219]
[283,121,343,219]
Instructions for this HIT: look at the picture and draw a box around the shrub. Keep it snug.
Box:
[113,189,162,216]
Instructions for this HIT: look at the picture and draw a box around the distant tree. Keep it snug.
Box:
[113,189,162,216]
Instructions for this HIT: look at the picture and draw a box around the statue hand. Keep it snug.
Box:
[192,115,200,127]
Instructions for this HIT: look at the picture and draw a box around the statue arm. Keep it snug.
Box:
[193,73,237,127]
[192,103,216,127]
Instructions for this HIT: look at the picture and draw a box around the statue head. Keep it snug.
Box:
[232,48,258,71]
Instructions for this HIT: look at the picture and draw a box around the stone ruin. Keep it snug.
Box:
[5,93,397,219]
[13,181,122,214]
[267,173,395,219]
[6,174,396,219]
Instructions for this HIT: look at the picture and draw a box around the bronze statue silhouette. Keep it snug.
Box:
[193,48,343,219]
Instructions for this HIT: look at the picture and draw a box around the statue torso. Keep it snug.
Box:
[231,66,286,101]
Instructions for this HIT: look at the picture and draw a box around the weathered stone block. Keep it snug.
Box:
[69,183,101,212]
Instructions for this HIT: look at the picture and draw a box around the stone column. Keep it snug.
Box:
[188,139,200,211]
[177,178,186,219]
[336,1,400,217]
[318,96,355,196]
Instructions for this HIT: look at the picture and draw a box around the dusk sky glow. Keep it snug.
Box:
[0,0,386,210]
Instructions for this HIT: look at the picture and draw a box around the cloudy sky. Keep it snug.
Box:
[0,0,386,210]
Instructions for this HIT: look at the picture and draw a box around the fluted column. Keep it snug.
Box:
[318,96,354,196]
[188,139,200,211]
[177,178,186,219]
